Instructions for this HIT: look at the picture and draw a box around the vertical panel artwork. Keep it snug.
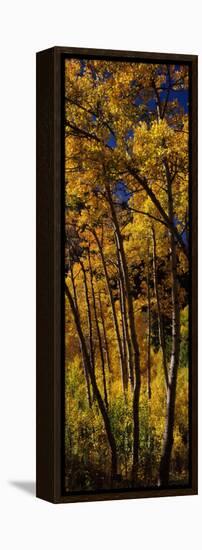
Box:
[64,59,191,494]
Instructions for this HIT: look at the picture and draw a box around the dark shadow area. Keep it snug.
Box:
[9,481,35,496]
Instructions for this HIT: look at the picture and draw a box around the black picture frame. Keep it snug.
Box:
[36,46,198,503]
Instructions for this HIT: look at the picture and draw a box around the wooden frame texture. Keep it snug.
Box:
[36,46,198,503]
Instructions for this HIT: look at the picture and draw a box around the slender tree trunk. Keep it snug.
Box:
[147,247,152,400]
[118,279,127,370]
[92,228,127,392]
[116,236,134,390]
[118,278,129,392]
[98,291,111,373]
[65,283,118,477]
[88,249,109,410]
[80,260,95,373]
[145,244,152,483]
[159,165,181,486]
[115,237,129,392]
[69,258,92,407]
[105,182,141,483]
[152,225,169,391]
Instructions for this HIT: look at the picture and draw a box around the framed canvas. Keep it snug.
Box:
[36,47,198,503]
